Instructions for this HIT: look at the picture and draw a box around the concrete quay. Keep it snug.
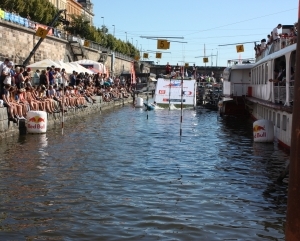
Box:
[0,96,133,140]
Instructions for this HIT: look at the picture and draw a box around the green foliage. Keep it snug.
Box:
[0,0,61,27]
[0,0,138,57]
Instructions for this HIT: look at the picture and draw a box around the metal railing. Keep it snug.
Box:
[273,85,294,104]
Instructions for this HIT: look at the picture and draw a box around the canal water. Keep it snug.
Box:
[0,104,289,241]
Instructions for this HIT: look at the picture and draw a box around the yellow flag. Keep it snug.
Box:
[236,45,244,53]
[35,27,48,38]
[157,39,168,50]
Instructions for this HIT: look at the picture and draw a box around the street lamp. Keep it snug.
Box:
[101,17,104,26]
[112,25,115,37]
[125,32,127,42]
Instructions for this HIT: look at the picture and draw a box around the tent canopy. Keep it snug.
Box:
[27,59,59,70]
[70,62,94,75]
[73,59,106,73]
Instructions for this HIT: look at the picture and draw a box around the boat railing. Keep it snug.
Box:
[273,83,294,105]
[289,86,294,103]
[256,37,296,62]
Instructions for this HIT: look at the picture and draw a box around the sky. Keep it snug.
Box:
[92,0,298,67]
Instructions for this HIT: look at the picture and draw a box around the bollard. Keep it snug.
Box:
[18,119,27,135]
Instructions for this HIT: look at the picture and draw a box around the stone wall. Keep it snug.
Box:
[0,19,148,76]
[0,96,133,140]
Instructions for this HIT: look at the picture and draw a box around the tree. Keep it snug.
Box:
[64,14,90,38]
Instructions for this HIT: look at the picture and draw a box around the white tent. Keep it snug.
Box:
[54,61,74,74]
[69,62,94,75]
[73,59,107,74]
[27,59,59,70]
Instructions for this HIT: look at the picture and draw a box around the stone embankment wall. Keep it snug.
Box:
[0,96,133,140]
[0,20,139,75]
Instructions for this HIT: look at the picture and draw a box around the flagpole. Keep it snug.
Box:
[285,0,300,239]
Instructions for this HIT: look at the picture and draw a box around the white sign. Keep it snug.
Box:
[154,78,196,106]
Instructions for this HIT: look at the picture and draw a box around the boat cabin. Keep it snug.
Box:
[222,60,255,98]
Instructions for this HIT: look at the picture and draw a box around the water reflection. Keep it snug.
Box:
[0,106,288,240]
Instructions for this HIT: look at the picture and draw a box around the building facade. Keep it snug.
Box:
[47,0,94,25]
[77,0,94,25]
[47,0,67,10]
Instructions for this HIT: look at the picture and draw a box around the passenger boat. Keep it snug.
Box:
[219,24,295,150]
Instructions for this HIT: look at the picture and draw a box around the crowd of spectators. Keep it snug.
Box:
[254,23,298,57]
[0,60,133,123]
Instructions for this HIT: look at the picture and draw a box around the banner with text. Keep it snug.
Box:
[154,78,196,106]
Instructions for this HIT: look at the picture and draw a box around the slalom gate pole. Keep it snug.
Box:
[180,67,184,142]
[169,76,171,110]
[61,85,64,135]
[147,79,149,120]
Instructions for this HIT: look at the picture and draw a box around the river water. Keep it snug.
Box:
[0,104,289,241]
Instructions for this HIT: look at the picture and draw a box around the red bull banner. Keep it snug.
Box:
[27,111,47,133]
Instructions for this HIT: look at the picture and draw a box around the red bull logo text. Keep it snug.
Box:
[27,116,46,130]
[253,125,266,138]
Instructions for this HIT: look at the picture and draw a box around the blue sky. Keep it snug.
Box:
[92,0,298,67]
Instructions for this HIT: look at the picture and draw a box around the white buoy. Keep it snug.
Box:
[135,97,144,108]
[253,119,274,142]
[26,111,47,133]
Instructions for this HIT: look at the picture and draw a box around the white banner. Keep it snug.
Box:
[154,78,196,106]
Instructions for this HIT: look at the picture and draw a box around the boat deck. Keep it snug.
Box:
[245,96,293,114]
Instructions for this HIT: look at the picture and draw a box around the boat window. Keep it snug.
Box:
[282,115,287,131]
[261,65,264,85]
[290,51,296,86]
[265,63,268,84]
[256,66,258,85]
[277,113,281,128]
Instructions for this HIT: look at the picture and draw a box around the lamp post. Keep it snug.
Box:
[112,25,115,37]
[125,32,127,42]
[101,16,104,26]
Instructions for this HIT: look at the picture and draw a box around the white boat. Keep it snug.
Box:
[219,24,295,150]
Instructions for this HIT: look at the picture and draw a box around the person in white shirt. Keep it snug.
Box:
[33,69,40,86]
[272,24,282,42]
[2,61,14,85]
